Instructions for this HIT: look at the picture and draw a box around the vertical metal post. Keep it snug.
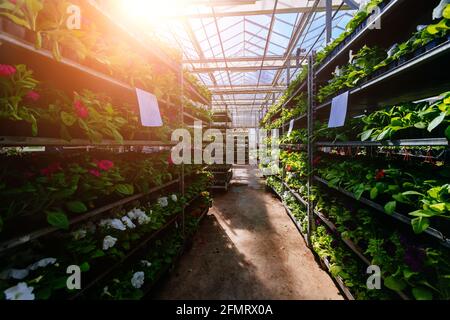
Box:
[325,0,333,44]
[307,52,316,247]
[180,69,186,240]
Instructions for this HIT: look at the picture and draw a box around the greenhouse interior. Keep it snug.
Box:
[0,0,450,306]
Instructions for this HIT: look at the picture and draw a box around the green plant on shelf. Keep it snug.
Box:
[0,64,42,136]
[280,128,308,145]
[315,0,384,66]
[0,152,177,232]
[0,173,212,300]
[316,157,450,234]
[317,9,450,104]
[317,46,387,103]
[359,92,450,142]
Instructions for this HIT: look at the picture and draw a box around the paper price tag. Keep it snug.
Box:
[328,91,349,128]
[136,88,163,127]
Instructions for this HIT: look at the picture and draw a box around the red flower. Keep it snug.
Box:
[97,160,114,171]
[0,64,16,77]
[89,169,101,177]
[167,154,174,166]
[375,169,385,181]
[286,165,292,172]
[40,162,62,177]
[74,100,89,119]
[26,91,40,102]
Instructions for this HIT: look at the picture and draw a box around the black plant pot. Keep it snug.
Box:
[0,119,34,137]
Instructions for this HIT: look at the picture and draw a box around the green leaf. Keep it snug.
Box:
[444,4,450,19]
[411,217,430,234]
[46,210,69,229]
[370,187,378,200]
[430,203,446,213]
[79,262,90,272]
[445,126,450,140]
[384,201,396,215]
[412,287,433,300]
[427,112,446,132]
[384,276,407,291]
[360,129,374,141]
[66,201,87,213]
[61,111,77,126]
[414,122,427,129]
[402,191,424,197]
[115,183,134,195]
[0,12,31,29]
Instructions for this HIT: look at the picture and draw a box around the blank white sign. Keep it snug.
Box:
[136,88,163,127]
[328,91,349,128]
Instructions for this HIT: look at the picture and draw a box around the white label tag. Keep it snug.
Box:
[135,88,163,127]
[288,119,294,136]
[328,91,349,128]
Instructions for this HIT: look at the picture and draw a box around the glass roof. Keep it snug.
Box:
[107,0,362,126]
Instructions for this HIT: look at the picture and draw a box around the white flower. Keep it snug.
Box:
[131,271,145,289]
[171,194,178,202]
[137,212,150,225]
[127,209,139,220]
[141,260,152,268]
[28,258,57,271]
[158,197,168,207]
[102,286,112,297]
[0,269,29,280]
[121,216,136,229]
[109,219,127,231]
[4,283,35,300]
[71,229,87,240]
[103,236,117,251]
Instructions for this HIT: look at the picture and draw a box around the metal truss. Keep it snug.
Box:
[155,0,361,127]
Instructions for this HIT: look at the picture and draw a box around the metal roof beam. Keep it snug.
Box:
[191,64,298,73]
[211,87,286,95]
[183,54,304,64]
[177,3,347,19]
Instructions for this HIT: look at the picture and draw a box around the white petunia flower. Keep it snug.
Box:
[121,216,136,229]
[141,260,152,268]
[171,194,178,202]
[71,229,87,240]
[0,269,29,280]
[158,197,168,208]
[4,283,35,300]
[137,213,150,225]
[103,236,117,251]
[109,219,127,231]
[131,271,145,289]
[28,258,57,271]
[127,209,139,220]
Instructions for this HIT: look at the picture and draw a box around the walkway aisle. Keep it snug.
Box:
[154,166,342,300]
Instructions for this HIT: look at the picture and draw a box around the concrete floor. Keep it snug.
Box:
[154,165,343,300]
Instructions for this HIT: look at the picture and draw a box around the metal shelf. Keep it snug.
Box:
[0,136,176,147]
[70,191,205,299]
[316,41,450,115]
[314,176,450,248]
[316,0,403,77]
[316,138,449,147]
[0,179,180,254]
[280,144,307,151]
[321,257,355,300]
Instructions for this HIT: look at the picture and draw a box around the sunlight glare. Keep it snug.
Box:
[122,0,187,21]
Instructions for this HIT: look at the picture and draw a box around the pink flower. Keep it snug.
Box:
[26,91,40,102]
[89,169,101,177]
[74,100,89,119]
[0,64,16,77]
[97,160,114,171]
[9,0,17,4]
[40,162,62,177]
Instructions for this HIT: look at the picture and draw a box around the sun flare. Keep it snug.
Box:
[121,0,186,21]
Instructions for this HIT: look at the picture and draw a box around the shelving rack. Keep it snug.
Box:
[209,111,233,191]
[0,1,212,300]
[263,0,450,300]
